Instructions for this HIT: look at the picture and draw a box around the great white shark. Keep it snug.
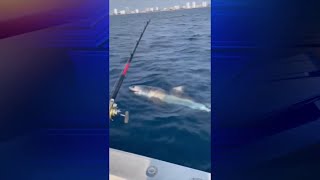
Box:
[129,85,211,112]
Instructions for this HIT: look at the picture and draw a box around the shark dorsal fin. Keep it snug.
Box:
[171,86,185,96]
[172,86,184,93]
[172,86,184,92]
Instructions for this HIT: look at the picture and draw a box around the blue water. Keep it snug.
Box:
[109,8,211,172]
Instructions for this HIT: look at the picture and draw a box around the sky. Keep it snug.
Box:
[110,0,209,11]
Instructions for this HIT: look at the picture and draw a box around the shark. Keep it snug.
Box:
[129,85,211,112]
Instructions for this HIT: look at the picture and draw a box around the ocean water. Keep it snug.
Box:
[109,8,211,172]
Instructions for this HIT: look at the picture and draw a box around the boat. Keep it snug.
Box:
[109,148,211,180]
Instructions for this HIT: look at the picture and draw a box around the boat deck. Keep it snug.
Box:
[109,148,211,180]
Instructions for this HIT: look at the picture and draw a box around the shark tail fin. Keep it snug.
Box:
[205,103,211,109]
[205,103,211,112]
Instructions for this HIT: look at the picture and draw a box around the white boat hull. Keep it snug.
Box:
[109,148,211,180]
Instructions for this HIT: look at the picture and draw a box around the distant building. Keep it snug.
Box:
[202,1,207,7]
[135,9,139,13]
[113,8,118,15]
[186,2,191,9]
[192,1,196,8]
[155,7,159,11]
[119,10,126,15]
[150,7,154,12]
[125,7,130,13]
[174,5,180,10]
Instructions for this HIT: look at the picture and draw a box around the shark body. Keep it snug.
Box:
[129,85,211,112]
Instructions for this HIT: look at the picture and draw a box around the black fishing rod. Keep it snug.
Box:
[109,20,151,123]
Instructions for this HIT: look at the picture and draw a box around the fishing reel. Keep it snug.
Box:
[109,99,129,123]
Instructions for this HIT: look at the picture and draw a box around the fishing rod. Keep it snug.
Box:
[109,19,151,123]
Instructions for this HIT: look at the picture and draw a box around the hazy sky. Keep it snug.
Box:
[110,0,209,10]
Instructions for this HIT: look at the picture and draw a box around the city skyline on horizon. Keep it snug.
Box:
[110,0,210,11]
[111,1,210,15]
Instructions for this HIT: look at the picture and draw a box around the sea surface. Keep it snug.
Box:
[109,8,211,172]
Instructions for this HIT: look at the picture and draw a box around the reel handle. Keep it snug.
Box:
[120,111,129,123]
[110,99,129,123]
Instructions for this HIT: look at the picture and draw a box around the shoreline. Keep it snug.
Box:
[110,6,210,16]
